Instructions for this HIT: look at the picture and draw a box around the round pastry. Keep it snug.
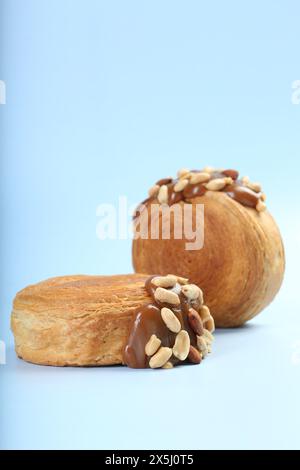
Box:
[11,273,215,368]
[132,167,285,327]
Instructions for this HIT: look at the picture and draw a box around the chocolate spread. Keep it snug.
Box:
[123,276,202,369]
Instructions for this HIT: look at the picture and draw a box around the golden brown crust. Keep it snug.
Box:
[132,192,285,327]
[11,274,151,366]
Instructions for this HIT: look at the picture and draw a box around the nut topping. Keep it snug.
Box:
[199,305,211,323]
[189,172,211,185]
[174,179,189,192]
[256,199,267,212]
[197,335,208,358]
[175,275,189,285]
[145,167,267,215]
[205,178,228,191]
[177,168,190,179]
[181,284,202,301]
[188,345,202,364]
[148,184,160,198]
[154,287,180,305]
[157,184,169,204]
[245,181,262,193]
[224,177,234,185]
[222,169,239,180]
[173,330,190,361]
[162,361,174,369]
[145,334,161,356]
[152,275,177,288]
[124,274,215,370]
[203,328,214,344]
[242,176,250,184]
[198,304,215,332]
[205,316,215,333]
[161,307,181,333]
[187,308,204,336]
[149,347,173,369]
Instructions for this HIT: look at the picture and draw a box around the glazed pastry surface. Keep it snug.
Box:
[132,168,285,327]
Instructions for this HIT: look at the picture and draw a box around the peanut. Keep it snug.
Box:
[203,328,214,344]
[161,308,181,333]
[149,347,172,369]
[177,168,190,179]
[152,275,177,288]
[162,361,174,369]
[203,166,215,173]
[205,178,228,191]
[175,276,189,285]
[197,335,208,357]
[199,305,211,323]
[154,287,180,306]
[173,330,190,361]
[246,181,262,193]
[205,316,215,333]
[148,184,160,198]
[190,172,211,185]
[256,199,267,212]
[174,178,189,192]
[157,185,169,204]
[181,284,202,301]
[145,334,161,356]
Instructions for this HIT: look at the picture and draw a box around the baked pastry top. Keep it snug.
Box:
[132,167,285,327]
[12,274,149,366]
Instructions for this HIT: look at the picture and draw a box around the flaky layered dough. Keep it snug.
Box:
[132,192,285,327]
[11,274,151,366]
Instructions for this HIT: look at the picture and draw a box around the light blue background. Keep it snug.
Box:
[1,0,300,450]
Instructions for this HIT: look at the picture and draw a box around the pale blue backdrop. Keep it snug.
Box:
[0,0,300,450]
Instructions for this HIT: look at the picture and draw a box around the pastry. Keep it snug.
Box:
[11,273,214,368]
[132,167,285,327]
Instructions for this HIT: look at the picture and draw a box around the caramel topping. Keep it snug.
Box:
[156,177,173,186]
[123,275,214,369]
